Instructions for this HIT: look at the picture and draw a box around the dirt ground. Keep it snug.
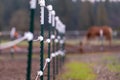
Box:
[1,44,120,80]
[0,53,40,80]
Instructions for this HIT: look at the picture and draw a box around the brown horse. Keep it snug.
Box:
[82,25,113,46]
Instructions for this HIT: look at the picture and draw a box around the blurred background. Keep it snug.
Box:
[0,0,120,31]
[1,0,120,40]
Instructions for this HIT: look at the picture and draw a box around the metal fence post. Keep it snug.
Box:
[51,10,56,80]
[39,0,45,80]
[47,5,53,80]
[26,0,36,80]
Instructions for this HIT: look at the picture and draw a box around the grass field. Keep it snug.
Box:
[60,61,96,80]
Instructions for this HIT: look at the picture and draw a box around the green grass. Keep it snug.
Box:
[106,57,120,72]
[103,56,120,72]
[108,63,120,72]
[60,61,96,80]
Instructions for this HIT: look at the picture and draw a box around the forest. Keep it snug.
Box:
[0,0,120,31]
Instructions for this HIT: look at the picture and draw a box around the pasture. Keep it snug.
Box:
[1,38,120,80]
[57,53,120,80]
[1,0,120,80]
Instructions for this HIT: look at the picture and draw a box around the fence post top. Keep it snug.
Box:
[47,5,53,11]
[38,0,45,6]
[30,0,37,9]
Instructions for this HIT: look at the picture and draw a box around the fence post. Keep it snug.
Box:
[59,34,63,69]
[56,28,59,75]
[26,0,36,80]
[47,5,53,80]
[62,34,65,63]
[39,0,45,80]
[51,10,56,80]
[60,24,66,65]
[56,19,66,72]
[61,33,65,65]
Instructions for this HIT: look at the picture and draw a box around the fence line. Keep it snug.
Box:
[35,50,65,80]
[0,0,66,80]
[38,0,66,80]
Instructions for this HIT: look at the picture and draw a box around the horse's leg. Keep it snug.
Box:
[106,38,112,46]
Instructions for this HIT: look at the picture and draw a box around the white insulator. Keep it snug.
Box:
[51,35,55,39]
[55,39,58,43]
[60,40,64,44]
[51,53,56,57]
[55,52,59,56]
[60,52,65,56]
[37,71,43,76]
[55,16,59,21]
[59,50,64,55]
[46,39,51,43]
[51,10,55,15]
[46,5,53,11]
[24,32,33,41]
[57,50,61,54]
[38,36,44,41]
[38,0,45,6]
[46,58,51,63]
[57,36,61,40]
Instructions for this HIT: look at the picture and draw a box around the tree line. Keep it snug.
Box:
[0,0,120,31]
